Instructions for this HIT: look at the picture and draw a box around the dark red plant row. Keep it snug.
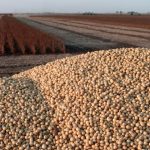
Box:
[0,16,65,55]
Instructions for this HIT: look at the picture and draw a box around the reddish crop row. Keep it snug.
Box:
[0,16,65,55]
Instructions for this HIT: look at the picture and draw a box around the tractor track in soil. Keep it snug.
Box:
[27,17,150,48]
[20,17,136,50]
[41,20,150,40]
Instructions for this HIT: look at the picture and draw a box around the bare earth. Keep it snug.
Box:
[35,14,150,29]
[1,14,150,77]
[28,16,150,48]
[18,17,133,52]
[0,54,72,77]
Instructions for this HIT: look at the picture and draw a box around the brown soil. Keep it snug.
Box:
[28,17,150,48]
[32,14,150,29]
[0,54,73,77]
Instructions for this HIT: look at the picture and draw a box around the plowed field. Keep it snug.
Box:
[29,14,150,48]
[33,14,150,29]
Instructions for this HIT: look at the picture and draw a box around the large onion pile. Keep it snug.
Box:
[0,48,150,149]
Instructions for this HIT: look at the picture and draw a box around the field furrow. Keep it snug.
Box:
[29,17,150,48]
[36,17,150,37]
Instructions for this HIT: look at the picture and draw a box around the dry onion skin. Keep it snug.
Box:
[1,48,150,149]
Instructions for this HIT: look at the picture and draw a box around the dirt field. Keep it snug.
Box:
[19,17,134,52]
[1,14,150,77]
[28,15,150,48]
[0,54,72,77]
[33,14,150,29]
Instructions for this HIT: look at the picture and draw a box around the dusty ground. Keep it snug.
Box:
[18,17,133,53]
[33,14,150,29]
[0,54,72,77]
[27,16,150,48]
[1,14,150,77]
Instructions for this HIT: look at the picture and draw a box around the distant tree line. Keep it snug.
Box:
[116,11,141,15]
[81,11,150,16]
[0,13,13,16]
[82,12,97,15]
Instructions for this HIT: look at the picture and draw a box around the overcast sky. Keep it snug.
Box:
[0,0,149,13]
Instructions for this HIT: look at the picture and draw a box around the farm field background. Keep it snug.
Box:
[0,16,65,55]
[28,14,150,48]
[0,14,150,76]
[33,14,150,29]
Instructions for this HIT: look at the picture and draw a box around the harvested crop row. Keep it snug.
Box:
[1,48,150,149]
[0,16,65,55]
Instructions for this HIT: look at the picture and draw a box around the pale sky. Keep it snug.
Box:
[0,0,149,13]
